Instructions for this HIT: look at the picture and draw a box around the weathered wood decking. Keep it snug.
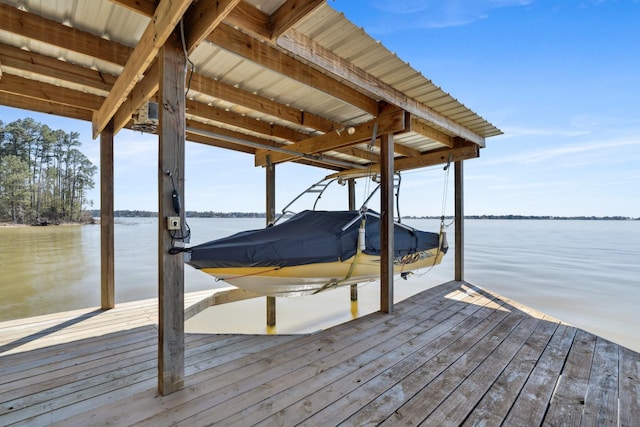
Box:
[1,281,638,426]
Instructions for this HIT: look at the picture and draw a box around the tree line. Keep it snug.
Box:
[0,118,96,224]
[90,210,638,221]
[88,210,266,218]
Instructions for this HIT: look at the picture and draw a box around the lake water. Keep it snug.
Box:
[1,218,639,353]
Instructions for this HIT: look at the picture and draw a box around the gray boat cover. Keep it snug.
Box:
[186,210,444,269]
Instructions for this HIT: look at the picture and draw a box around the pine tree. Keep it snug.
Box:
[0,119,96,224]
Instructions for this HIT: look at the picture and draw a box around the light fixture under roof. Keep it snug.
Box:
[132,101,159,133]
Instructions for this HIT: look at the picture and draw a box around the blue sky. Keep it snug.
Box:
[1,0,639,217]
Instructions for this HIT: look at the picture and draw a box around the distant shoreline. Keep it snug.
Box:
[87,210,640,221]
[3,213,638,227]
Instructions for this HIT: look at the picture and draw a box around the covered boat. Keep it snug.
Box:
[186,208,447,296]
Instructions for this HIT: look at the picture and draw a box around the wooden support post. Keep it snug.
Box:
[100,119,115,310]
[158,33,186,395]
[455,160,464,281]
[348,178,358,301]
[265,156,276,327]
[380,133,394,313]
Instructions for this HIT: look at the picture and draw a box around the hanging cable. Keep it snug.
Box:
[407,155,453,279]
[440,153,453,229]
[395,172,402,223]
[179,19,195,98]
[165,170,191,254]
[167,20,194,256]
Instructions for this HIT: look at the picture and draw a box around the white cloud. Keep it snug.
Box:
[483,136,640,166]
[369,0,534,30]
[499,126,591,138]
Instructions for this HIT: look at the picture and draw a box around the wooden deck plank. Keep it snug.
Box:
[55,285,460,426]
[0,326,157,381]
[619,345,640,427]
[4,334,292,426]
[501,323,577,426]
[460,315,559,426]
[186,287,495,425]
[373,302,530,426]
[0,333,158,402]
[0,290,213,348]
[46,337,295,426]
[0,282,638,426]
[290,295,504,427]
[544,329,596,426]
[422,315,545,425]
[297,292,514,426]
[0,334,240,404]
[581,337,619,426]
[131,282,468,426]
[0,309,157,354]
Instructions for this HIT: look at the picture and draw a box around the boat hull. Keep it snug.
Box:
[199,248,446,297]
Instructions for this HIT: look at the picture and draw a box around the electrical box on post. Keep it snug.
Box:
[167,216,180,230]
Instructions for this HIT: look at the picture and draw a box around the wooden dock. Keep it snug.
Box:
[1,281,638,426]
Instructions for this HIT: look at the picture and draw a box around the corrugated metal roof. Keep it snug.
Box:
[0,0,502,171]
[293,3,501,138]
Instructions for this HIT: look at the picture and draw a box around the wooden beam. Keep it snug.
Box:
[387,141,422,158]
[0,16,338,140]
[224,1,271,39]
[392,143,478,172]
[255,109,406,166]
[186,119,348,170]
[109,0,158,16]
[185,99,309,142]
[368,138,422,158]
[121,0,270,42]
[0,92,93,121]
[340,146,380,164]
[183,0,242,53]
[186,119,259,153]
[265,156,276,327]
[270,0,325,39]
[112,60,160,135]
[192,106,367,165]
[348,179,358,302]
[0,74,104,110]
[186,118,341,163]
[455,161,464,281]
[0,46,256,146]
[0,43,116,93]
[277,29,486,146]
[328,143,480,177]
[186,128,253,155]
[92,0,192,138]
[189,72,337,132]
[409,117,456,148]
[100,120,115,310]
[0,3,132,66]
[207,24,378,116]
[334,144,478,177]
[16,0,351,143]
[97,0,241,136]
[380,133,394,314]
[157,33,186,396]
[112,0,340,135]
[3,56,382,166]
[9,38,339,139]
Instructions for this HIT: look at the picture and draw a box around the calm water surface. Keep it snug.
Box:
[1,219,639,352]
